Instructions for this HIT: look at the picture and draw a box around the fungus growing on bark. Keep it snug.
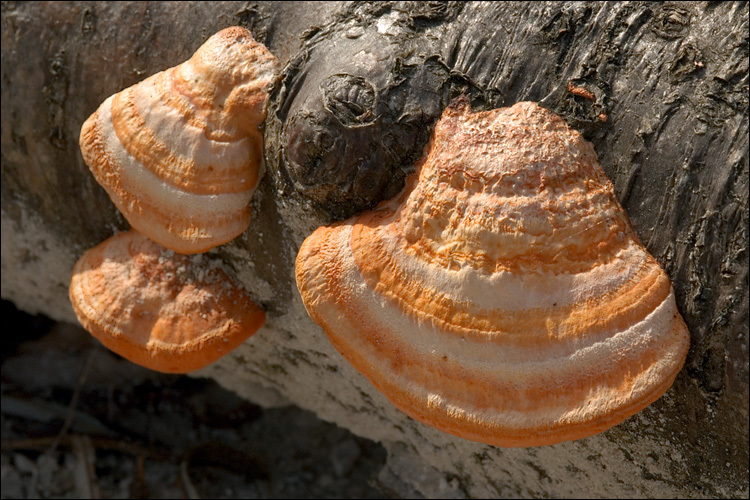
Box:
[70,230,265,373]
[79,26,278,254]
[295,99,690,447]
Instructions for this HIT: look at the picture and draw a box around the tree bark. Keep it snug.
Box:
[2,2,747,497]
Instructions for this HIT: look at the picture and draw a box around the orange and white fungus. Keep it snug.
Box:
[79,27,278,254]
[70,230,265,373]
[295,99,690,447]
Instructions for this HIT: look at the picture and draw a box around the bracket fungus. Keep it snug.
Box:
[79,27,278,254]
[295,99,691,447]
[70,230,265,373]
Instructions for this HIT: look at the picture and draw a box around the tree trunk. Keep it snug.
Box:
[2,2,747,497]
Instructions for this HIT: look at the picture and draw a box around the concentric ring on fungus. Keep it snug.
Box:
[295,99,691,447]
[79,26,278,254]
[70,230,265,373]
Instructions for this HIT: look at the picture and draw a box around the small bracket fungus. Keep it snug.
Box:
[295,99,691,447]
[70,230,265,373]
[79,27,279,254]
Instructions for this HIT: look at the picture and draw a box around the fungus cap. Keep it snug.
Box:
[79,27,279,254]
[70,230,266,373]
[295,99,690,447]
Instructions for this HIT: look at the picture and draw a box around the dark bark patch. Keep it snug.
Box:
[80,8,97,37]
[650,5,691,40]
[267,3,458,218]
[321,74,377,126]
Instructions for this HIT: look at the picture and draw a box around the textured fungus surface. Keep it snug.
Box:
[296,100,691,447]
[79,26,278,254]
[70,230,266,373]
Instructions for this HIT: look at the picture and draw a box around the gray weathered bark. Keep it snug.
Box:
[2,2,748,497]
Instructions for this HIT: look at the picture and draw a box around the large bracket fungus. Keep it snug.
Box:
[79,26,279,254]
[295,99,691,447]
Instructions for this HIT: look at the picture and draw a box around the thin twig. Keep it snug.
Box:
[46,348,96,454]
[70,434,100,499]
[2,435,173,461]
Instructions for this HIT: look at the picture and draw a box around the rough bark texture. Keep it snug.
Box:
[2,2,748,498]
